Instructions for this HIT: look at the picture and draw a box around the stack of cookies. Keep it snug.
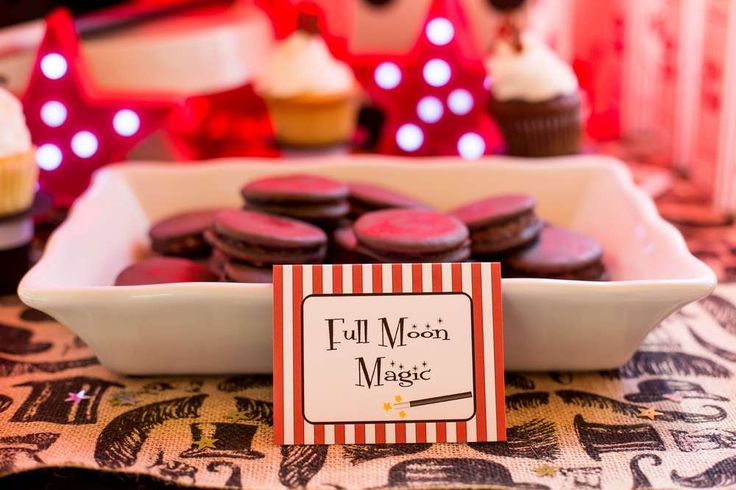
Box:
[114,173,608,286]
[241,174,350,229]
[353,209,471,263]
[450,194,542,256]
[449,194,606,281]
[347,182,429,218]
[205,209,328,283]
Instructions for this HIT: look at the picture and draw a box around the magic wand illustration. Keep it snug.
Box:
[393,391,472,408]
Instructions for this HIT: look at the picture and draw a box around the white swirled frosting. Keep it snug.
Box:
[256,31,355,98]
[0,88,31,157]
[486,33,578,103]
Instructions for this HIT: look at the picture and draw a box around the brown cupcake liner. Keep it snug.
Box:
[490,94,582,157]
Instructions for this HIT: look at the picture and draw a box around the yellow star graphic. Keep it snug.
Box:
[637,406,663,420]
[383,402,392,412]
[532,464,558,477]
[394,395,402,403]
[194,437,217,450]
[224,410,248,422]
[398,411,406,418]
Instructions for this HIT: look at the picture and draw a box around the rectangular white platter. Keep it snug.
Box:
[19,155,716,374]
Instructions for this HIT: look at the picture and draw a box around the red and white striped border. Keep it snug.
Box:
[273,263,505,445]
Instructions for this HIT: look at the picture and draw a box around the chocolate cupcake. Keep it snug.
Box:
[486,33,581,157]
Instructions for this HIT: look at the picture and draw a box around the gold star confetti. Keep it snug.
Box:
[394,395,402,403]
[532,464,558,477]
[637,407,663,420]
[109,391,137,407]
[383,402,392,412]
[398,411,406,418]
[224,409,248,422]
[194,437,217,450]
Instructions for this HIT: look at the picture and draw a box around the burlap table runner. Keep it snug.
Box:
[1,285,735,489]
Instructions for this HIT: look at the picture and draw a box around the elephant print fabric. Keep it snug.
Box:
[2,287,736,489]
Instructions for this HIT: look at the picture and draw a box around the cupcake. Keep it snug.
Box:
[0,88,37,217]
[486,33,581,157]
[256,21,359,148]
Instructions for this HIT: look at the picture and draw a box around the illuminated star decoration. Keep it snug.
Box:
[394,395,402,403]
[65,389,90,404]
[22,9,177,207]
[637,407,664,420]
[383,402,392,412]
[398,411,407,419]
[354,0,493,159]
[193,437,218,450]
[532,464,558,478]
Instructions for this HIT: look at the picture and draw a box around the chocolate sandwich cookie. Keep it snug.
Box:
[222,261,273,283]
[331,226,372,264]
[354,209,470,263]
[348,182,429,217]
[241,174,349,226]
[504,224,607,280]
[206,209,327,265]
[149,209,223,257]
[450,194,542,256]
[207,249,229,276]
[115,257,218,286]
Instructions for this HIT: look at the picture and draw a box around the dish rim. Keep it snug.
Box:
[19,155,717,303]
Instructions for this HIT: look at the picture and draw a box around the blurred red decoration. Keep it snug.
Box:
[257,0,352,52]
[169,84,278,160]
[168,0,351,160]
[353,0,496,158]
[22,9,177,207]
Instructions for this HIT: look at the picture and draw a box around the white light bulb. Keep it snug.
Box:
[374,62,402,89]
[426,17,454,46]
[40,101,67,127]
[36,144,63,170]
[423,59,451,87]
[396,124,424,152]
[71,131,99,158]
[457,133,485,160]
[417,96,443,123]
[448,89,474,115]
[40,53,68,80]
[113,109,141,137]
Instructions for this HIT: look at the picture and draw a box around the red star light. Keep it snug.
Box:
[23,9,177,207]
[354,0,495,158]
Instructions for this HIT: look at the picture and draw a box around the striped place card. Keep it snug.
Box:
[273,263,506,445]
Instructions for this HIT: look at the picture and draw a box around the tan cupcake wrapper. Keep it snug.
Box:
[0,148,38,217]
[263,91,360,148]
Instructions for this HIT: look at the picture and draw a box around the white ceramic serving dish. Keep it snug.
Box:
[19,156,716,374]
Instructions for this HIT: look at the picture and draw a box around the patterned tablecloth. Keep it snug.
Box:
[2,171,736,489]
[1,285,736,489]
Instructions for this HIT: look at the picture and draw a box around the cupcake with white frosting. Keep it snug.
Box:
[256,20,359,148]
[486,33,581,157]
[0,88,37,217]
